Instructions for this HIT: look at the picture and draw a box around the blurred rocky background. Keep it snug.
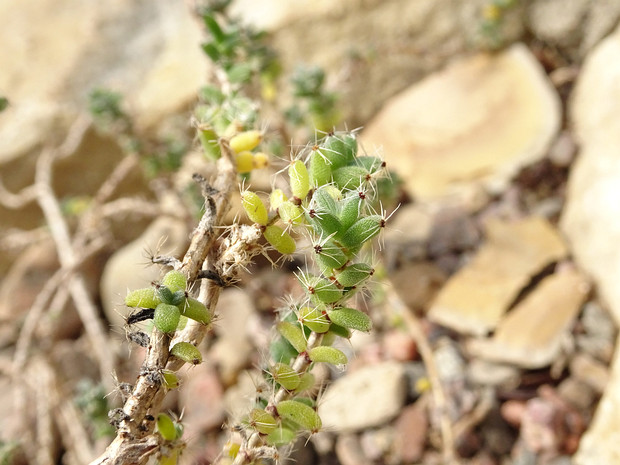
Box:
[2,0,620,464]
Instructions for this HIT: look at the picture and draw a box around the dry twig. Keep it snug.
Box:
[385,285,459,465]
[91,141,254,465]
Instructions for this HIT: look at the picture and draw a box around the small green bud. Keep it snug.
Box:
[308,346,348,366]
[339,191,365,230]
[180,297,211,325]
[311,186,339,214]
[198,126,221,161]
[278,201,304,226]
[276,400,322,432]
[309,148,332,187]
[298,306,330,333]
[266,427,296,446]
[354,156,385,173]
[340,215,383,249]
[249,408,278,434]
[327,322,351,339]
[235,150,254,174]
[125,287,161,308]
[170,341,202,365]
[162,270,187,293]
[334,262,374,287]
[264,225,296,254]
[327,307,372,332]
[298,273,342,304]
[320,134,357,171]
[156,285,185,306]
[157,413,177,441]
[306,210,343,239]
[271,363,301,390]
[332,165,370,190]
[314,239,349,270]
[276,321,308,353]
[288,159,310,199]
[241,190,269,225]
[230,130,262,153]
[295,372,316,393]
[154,303,181,333]
[162,370,180,389]
[269,189,288,211]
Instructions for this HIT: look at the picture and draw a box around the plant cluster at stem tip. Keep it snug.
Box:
[216,129,392,463]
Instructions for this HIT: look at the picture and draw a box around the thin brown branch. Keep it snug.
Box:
[91,142,239,465]
[0,227,49,251]
[384,285,459,465]
[35,134,115,388]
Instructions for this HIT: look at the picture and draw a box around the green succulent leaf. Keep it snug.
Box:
[327,307,372,332]
[157,413,177,441]
[125,287,161,308]
[170,341,202,365]
[276,400,322,432]
[308,346,348,366]
[276,321,308,353]
[154,303,181,333]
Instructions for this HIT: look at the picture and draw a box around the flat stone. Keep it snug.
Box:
[335,434,373,465]
[318,361,407,432]
[362,43,560,201]
[527,0,590,47]
[467,269,589,368]
[0,0,207,161]
[428,216,568,336]
[561,24,620,325]
[467,359,520,388]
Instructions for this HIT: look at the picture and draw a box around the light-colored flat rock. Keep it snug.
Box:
[362,43,560,201]
[562,25,620,326]
[318,362,407,432]
[565,27,620,464]
[467,269,590,368]
[428,216,568,336]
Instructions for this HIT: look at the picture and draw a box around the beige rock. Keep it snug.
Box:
[560,23,620,465]
[467,269,590,368]
[527,0,590,47]
[562,24,620,324]
[362,43,560,201]
[318,361,407,432]
[232,0,523,128]
[428,216,568,336]
[0,0,207,161]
